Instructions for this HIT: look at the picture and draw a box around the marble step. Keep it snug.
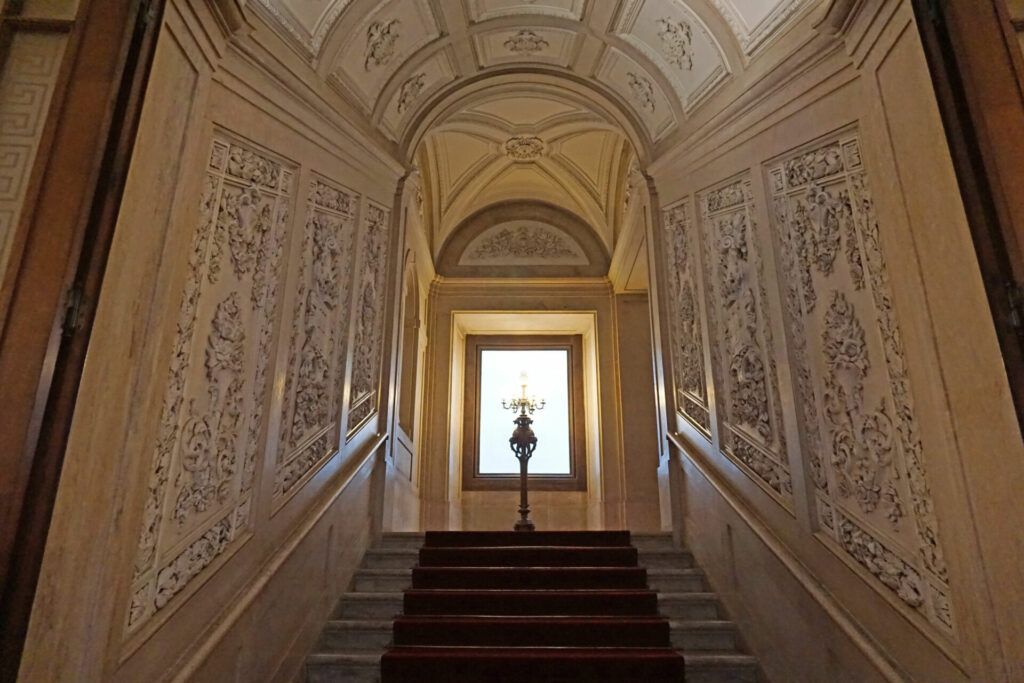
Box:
[639,548,696,569]
[317,620,393,651]
[376,533,426,550]
[361,548,420,569]
[353,568,412,592]
[305,652,381,683]
[630,533,679,551]
[305,651,758,683]
[354,564,703,594]
[670,620,739,651]
[333,592,403,620]
[684,653,760,683]
[658,592,722,620]
[648,567,706,592]
[316,618,740,653]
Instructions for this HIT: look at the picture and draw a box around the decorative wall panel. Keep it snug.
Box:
[661,200,710,437]
[273,177,359,504]
[345,201,392,437]
[126,132,294,638]
[0,32,67,300]
[767,131,954,634]
[697,175,792,505]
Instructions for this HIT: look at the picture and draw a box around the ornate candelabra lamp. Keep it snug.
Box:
[502,372,545,532]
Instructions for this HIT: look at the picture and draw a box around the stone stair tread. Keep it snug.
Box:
[670,619,737,630]
[659,592,718,600]
[684,652,759,666]
[326,619,395,628]
[308,533,760,681]
[307,651,384,663]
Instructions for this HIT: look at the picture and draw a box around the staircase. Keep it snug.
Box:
[304,531,760,682]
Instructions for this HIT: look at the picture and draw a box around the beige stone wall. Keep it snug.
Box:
[20,1,405,680]
[650,1,1024,680]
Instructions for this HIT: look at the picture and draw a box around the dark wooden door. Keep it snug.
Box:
[913,0,1024,427]
[0,0,166,678]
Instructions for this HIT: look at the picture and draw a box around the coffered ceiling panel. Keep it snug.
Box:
[465,0,587,23]
[330,0,443,111]
[252,0,352,55]
[465,96,589,128]
[614,0,730,112]
[473,27,580,69]
[595,48,675,142]
[710,0,810,55]
[381,50,457,140]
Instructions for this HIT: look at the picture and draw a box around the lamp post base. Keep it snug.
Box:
[514,517,535,532]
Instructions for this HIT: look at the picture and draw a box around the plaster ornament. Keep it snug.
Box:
[467,224,578,261]
[346,204,392,436]
[504,135,545,161]
[397,73,426,114]
[626,72,656,112]
[127,133,291,635]
[699,177,792,502]
[504,29,549,54]
[662,202,711,435]
[768,132,953,633]
[275,179,358,500]
[656,18,694,70]
[364,18,400,71]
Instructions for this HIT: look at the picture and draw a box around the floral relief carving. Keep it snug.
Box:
[397,73,426,115]
[699,177,791,503]
[364,19,400,71]
[822,292,901,525]
[504,29,549,54]
[768,131,953,634]
[275,178,358,501]
[626,72,656,113]
[504,135,545,161]
[346,203,392,436]
[462,224,583,263]
[662,201,710,436]
[656,18,694,70]
[127,132,293,638]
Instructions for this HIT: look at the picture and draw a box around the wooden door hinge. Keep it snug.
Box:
[61,284,87,337]
[1008,280,1024,330]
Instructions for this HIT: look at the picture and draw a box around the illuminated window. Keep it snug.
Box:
[462,336,586,491]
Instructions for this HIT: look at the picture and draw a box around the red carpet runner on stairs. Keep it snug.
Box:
[380,530,686,681]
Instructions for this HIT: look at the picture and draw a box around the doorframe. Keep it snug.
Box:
[912,0,1024,428]
[0,0,167,678]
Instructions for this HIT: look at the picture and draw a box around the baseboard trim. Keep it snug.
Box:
[667,432,905,682]
[171,433,389,682]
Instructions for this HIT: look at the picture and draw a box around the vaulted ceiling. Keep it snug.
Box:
[249,0,813,259]
[418,86,633,254]
[252,0,812,153]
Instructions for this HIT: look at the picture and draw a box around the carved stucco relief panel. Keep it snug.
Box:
[345,202,392,437]
[661,199,710,437]
[125,132,294,640]
[273,177,359,504]
[767,130,954,635]
[697,175,792,507]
